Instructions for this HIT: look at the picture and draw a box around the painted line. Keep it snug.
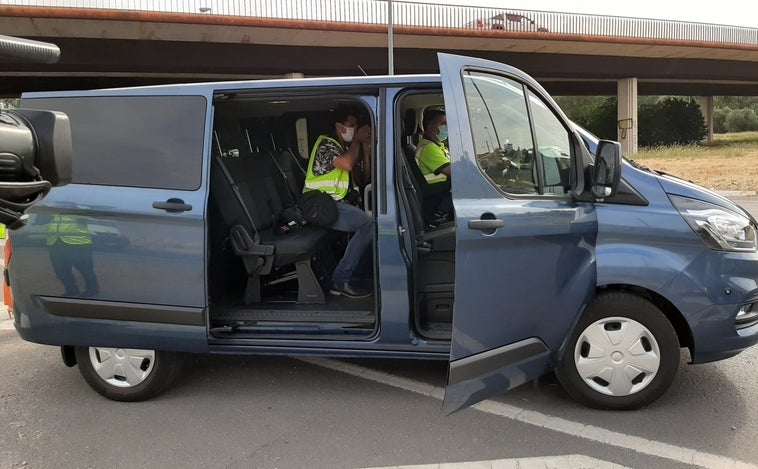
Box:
[362,454,629,469]
[300,358,757,469]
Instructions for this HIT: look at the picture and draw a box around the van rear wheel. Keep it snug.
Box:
[555,292,679,410]
[74,346,182,401]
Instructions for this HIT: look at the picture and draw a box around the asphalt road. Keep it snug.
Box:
[1,330,756,469]
[1,197,757,469]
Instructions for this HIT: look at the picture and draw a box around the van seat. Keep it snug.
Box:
[210,126,332,304]
[397,147,455,253]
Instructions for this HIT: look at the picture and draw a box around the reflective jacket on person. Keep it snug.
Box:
[303,135,351,200]
[47,215,93,246]
[415,138,450,184]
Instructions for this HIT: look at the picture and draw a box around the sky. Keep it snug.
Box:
[421,0,758,28]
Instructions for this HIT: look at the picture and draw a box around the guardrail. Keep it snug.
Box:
[3,0,757,45]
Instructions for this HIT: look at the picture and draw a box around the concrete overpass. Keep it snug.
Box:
[1,1,757,153]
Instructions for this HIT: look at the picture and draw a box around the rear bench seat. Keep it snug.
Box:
[210,124,332,304]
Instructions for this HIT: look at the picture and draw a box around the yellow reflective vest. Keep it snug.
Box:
[303,135,351,200]
[47,215,93,246]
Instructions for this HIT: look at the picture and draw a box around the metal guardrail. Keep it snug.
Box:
[3,0,757,46]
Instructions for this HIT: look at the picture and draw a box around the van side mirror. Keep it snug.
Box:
[591,140,622,200]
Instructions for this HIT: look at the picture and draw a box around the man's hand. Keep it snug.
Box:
[355,125,371,144]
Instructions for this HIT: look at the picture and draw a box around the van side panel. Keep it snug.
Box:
[12,94,210,352]
[597,165,758,363]
[596,168,701,291]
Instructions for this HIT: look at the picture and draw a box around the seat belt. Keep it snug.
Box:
[213,133,262,244]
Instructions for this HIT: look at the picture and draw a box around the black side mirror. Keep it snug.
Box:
[592,140,622,200]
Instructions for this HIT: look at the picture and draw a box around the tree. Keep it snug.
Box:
[0,98,19,109]
[725,108,758,132]
[555,96,616,140]
[639,98,706,146]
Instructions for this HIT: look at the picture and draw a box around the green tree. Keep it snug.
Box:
[0,98,19,109]
[725,108,758,132]
[713,107,730,133]
[555,96,617,140]
[639,98,706,146]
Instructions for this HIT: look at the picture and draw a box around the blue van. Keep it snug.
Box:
[9,53,758,413]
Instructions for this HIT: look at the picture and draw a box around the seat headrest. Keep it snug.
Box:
[403,109,417,138]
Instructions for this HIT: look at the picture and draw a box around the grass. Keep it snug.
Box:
[631,132,758,191]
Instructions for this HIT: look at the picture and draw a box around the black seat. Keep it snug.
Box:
[210,123,331,304]
[396,144,455,253]
[401,109,452,223]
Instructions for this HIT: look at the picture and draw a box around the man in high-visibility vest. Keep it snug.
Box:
[415,108,453,220]
[304,105,372,299]
[47,213,99,297]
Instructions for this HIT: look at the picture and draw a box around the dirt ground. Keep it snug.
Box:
[633,149,758,192]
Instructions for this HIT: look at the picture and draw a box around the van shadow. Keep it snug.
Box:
[501,351,751,451]
[172,351,751,453]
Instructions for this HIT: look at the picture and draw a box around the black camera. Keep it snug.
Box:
[0,35,72,229]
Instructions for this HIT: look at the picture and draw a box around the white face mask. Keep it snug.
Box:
[340,125,355,143]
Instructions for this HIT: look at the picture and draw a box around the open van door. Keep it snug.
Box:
[439,53,598,414]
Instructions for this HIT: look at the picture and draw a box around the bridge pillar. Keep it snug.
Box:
[699,96,714,143]
[617,78,638,155]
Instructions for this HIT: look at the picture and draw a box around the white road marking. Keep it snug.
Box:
[363,454,629,468]
[300,358,757,469]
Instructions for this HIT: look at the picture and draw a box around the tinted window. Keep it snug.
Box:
[462,71,573,195]
[24,96,206,190]
[464,72,537,194]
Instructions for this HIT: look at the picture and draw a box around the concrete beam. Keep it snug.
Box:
[699,96,714,143]
[617,78,638,155]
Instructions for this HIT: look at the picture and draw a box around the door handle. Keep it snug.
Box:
[468,219,504,230]
[152,198,192,213]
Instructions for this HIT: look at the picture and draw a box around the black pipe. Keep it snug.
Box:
[0,35,60,64]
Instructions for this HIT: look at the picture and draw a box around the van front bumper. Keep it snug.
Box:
[664,250,758,364]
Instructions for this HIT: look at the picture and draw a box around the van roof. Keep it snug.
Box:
[23,74,444,99]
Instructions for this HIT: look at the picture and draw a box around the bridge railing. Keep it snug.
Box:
[4,0,758,45]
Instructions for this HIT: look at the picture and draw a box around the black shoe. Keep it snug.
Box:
[329,282,372,299]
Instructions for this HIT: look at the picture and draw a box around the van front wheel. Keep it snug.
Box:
[74,346,182,401]
[555,292,679,410]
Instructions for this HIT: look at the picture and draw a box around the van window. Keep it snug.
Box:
[462,72,573,195]
[23,96,206,190]
[528,90,572,195]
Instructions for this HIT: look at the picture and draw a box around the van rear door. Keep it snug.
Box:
[438,53,598,413]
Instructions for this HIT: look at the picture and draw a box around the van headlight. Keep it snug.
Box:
[670,195,757,252]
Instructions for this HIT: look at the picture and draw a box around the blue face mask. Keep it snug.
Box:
[437,125,448,142]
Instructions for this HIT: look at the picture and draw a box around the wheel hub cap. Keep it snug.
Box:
[88,347,156,388]
[574,317,661,397]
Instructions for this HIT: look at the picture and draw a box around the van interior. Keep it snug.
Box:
[207,89,456,342]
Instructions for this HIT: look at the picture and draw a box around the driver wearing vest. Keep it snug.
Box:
[304,105,373,299]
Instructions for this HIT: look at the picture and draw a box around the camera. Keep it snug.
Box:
[0,35,72,229]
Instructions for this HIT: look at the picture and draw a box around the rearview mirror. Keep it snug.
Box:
[591,140,622,200]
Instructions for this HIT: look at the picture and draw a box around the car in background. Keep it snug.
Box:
[466,12,549,32]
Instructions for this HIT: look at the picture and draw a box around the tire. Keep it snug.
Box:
[555,292,680,410]
[74,346,183,402]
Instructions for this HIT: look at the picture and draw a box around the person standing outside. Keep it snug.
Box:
[304,105,373,299]
[416,108,453,220]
